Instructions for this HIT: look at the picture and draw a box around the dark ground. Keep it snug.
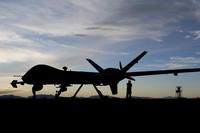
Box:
[1,97,199,114]
[0,97,199,131]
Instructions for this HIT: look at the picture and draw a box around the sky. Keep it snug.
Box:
[0,0,200,98]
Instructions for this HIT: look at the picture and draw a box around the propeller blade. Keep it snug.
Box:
[119,61,123,70]
[127,76,135,81]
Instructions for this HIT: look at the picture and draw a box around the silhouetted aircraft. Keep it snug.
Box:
[11,51,200,98]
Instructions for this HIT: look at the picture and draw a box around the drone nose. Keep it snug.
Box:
[21,75,28,82]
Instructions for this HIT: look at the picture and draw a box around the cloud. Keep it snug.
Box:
[170,57,200,64]
[185,35,191,39]
[86,27,118,31]
[0,0,124,66]
[95,0,198,41]
[146,56,200,69]
[1,0,199,43]
[146,63,189,69]
[1,0,198,42]
[0,47,54,63]
[196,52,200,55]
[189,31,200,40]
[0,30,29,42]
[73,33,89,37]
[192,0,200,20]
[0,0,199,73]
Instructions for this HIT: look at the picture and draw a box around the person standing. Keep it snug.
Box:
[126,80,132,99]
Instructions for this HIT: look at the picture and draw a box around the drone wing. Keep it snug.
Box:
[127,68,200,77]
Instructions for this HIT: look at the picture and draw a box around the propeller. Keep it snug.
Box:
[119,61,135,81]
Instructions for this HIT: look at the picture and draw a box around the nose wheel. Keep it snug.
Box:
[32,84,43,99]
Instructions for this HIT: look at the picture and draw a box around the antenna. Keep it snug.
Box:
[176,86,182,98]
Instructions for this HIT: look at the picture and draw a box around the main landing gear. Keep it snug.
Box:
[72,84,104,99]
[55,84,68,98]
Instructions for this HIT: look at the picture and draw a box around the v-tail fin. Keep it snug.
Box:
[121,51,147,72]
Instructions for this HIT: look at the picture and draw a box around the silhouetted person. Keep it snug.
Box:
[126,80,132,99]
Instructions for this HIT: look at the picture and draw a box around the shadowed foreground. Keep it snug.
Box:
[0,97,200,115]
[0,97,199,131]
